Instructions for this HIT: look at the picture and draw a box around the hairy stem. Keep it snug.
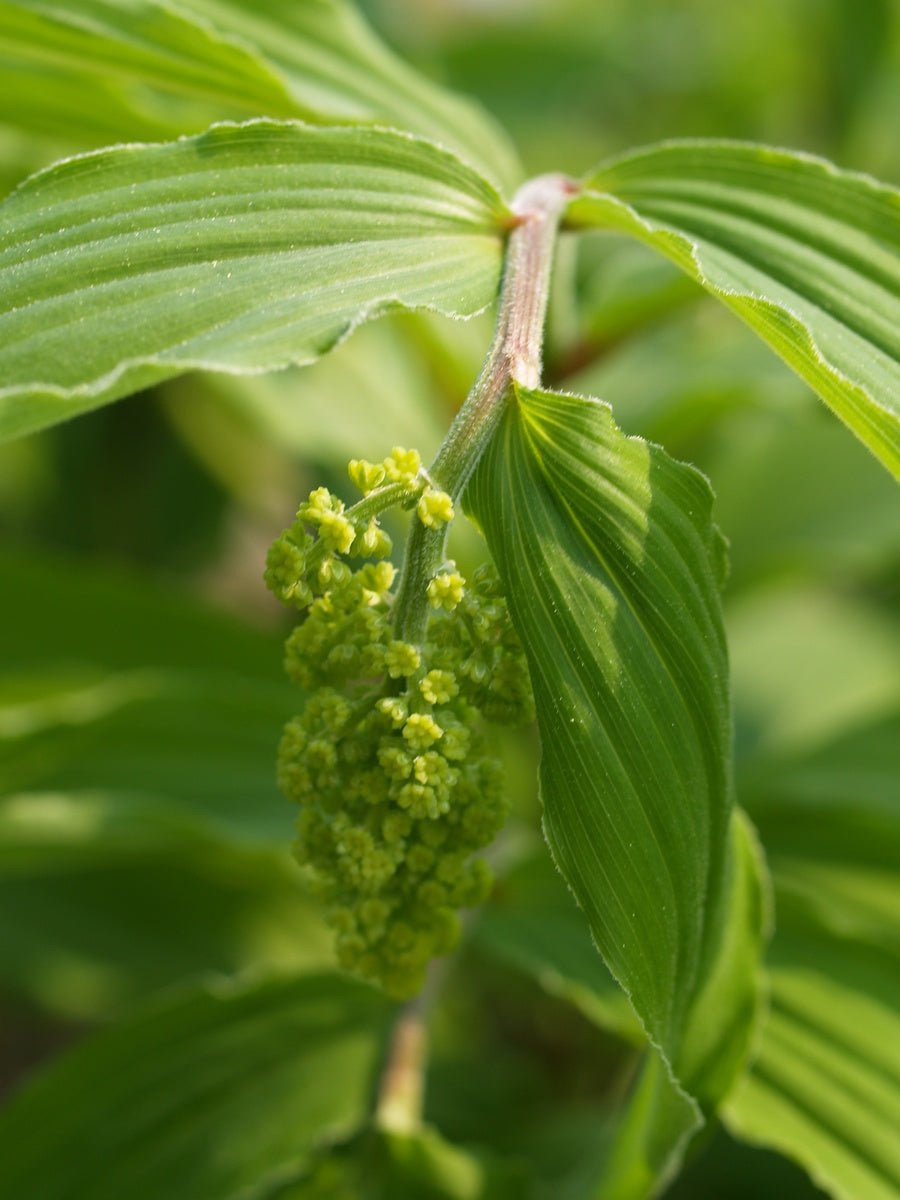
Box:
[393,173,577,644]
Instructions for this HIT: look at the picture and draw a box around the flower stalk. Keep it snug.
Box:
[392,172,577,645]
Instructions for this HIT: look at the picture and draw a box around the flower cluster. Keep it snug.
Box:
[265,450,533,998]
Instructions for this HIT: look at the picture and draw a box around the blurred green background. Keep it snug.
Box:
[0,1,897,1197]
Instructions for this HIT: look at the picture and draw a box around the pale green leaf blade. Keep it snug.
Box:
[569,141,900,474]
[725,713,900,1200]
[178,0,522,190]
[0,0,521,189]
[0,0,295,117]
[467,385,766,1192]
[0,973,392,1200]
[0,120,507,442]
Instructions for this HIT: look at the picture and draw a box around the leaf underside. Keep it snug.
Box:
[569,140,900,476]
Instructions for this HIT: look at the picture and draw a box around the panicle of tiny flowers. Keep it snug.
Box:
[266,451,534,999]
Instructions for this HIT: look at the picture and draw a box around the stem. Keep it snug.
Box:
[374,962,446,1132]
[374,1003,427,1132]
[392,173,577,644]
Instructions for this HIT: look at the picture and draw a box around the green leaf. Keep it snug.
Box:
[725,713,900,1199]
[177,0,522,190]
[0,0,521,189]
[467,385,766,1194]
[0,550,334,1018]
[568,141,900,474]
[0,549,297,841]
[1,668,297,843]
[0,972,392,1200]
[727,942,900,1200]
[0,119,507,442]
[0,795,333,1020]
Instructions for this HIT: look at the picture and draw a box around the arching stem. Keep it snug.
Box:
[392,172,577,645]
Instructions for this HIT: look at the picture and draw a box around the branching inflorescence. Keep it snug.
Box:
[265,449,533,998]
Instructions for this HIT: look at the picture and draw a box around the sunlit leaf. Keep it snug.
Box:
[569,141,900,474]
[0,0,520,189]
[0,973,392,1200]
[467,385,766,1194]
[0,119,507,442]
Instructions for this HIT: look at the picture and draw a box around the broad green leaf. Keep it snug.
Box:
[0,973,392,1200]
[727,943,900,1200]
[0,0,295,118]
[0,119,507,442]
[0,0,520,189]
[0,793,332,1020]
[725,713,900,1199]
[0,59,184,190]
[0,550,333,1018]
[1,668,297,843]
[0,549,298,841]
[568,141,900,474]
[177,0,521,190]
[467,385,766,1194]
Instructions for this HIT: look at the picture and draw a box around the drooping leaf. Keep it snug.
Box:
[568,141,900,474]
[0,119,507,442]
[467,385,766,1194]
[725,711,900,1200]
[0,0,521,189]
[0,973,392,1200]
